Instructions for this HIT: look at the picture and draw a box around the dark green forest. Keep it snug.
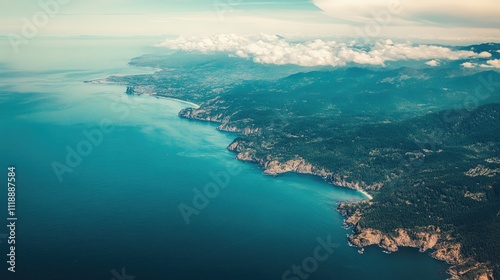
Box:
[105,48,500,278]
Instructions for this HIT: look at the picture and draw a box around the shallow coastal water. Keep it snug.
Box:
[0,38,450,280]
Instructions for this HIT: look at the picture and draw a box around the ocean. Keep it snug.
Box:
[0,37,450,280]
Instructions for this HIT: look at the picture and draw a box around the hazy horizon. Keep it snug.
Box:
[1,0,500,42]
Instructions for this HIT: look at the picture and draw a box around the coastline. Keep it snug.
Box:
[338,203,494,280]
[357,189,373,200]
[86,77,201,109]
[152,94,200,108]
[175,103,493,280]
[116,90,489,280]
[147,94,376,203]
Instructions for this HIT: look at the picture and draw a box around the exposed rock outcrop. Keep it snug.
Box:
[263,157,331,178]
[179,107,224,123]
[339,203,493,280]
[227,139,382,193]
[181,104,496,280]
[347,227,440,253]
[465,164,500,178]
[331,175,383,191]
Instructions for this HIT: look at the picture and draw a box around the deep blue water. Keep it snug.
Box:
[0,38,450,280]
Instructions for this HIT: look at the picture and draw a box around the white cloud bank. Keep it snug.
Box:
[425,60,439,67]
[461,62,475,68]
[461,59,500,69]
[157,34,492,67]
[481,59,500,69]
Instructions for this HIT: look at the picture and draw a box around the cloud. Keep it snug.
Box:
[477,52,492,58]
[425,60,439,67]
[487,59,500,68]
[461,62,475,68]
[480,59,500,68]
[157,34,492,67]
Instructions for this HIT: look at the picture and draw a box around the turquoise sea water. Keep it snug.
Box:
[0,38,450,280]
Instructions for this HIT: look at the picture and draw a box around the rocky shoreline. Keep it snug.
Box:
[179,106,494,280]
[338,203,494,280]
[180,106,383,190]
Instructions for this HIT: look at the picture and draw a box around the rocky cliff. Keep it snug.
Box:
[339,203,494,280]
[181,105,496,280]
[226,138,383,193]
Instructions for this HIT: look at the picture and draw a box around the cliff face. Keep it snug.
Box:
[263,158,333,178]
[227,139,383,193]
[339,203,494,280]
[347,227,440,253]
[181,105,496,280]
[181,107,384,193]
[432,242,463,264]
[339,204,441,253]
[179,107,225,123]
[331,175,383,191]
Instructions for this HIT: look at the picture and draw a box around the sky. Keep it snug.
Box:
[1,0,500,42]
